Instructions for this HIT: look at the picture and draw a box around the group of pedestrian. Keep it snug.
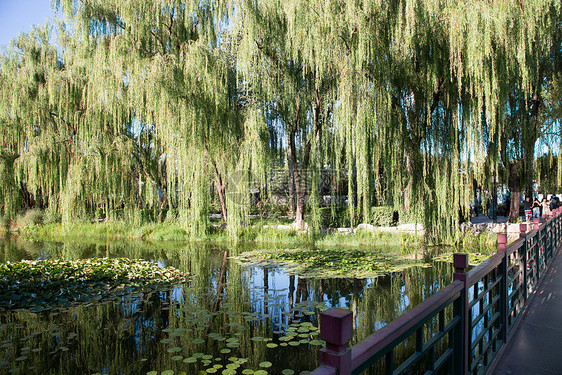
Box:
[524,194,560,222]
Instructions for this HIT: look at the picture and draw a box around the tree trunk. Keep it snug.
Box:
[295,167,307,230]
[403,153,413,210]
[523,93,542,197]
[508,161,521,222]
[212,162,227,222]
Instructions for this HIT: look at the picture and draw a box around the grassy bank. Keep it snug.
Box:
[7,219,497,256]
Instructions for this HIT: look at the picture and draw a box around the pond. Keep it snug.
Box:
[0,237,454,375]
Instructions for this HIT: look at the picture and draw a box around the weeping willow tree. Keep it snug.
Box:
[0,24,148,224]
[0,0,560,242]
[321,0,562,239]
[0,0,268,237]
[232,0,345,231]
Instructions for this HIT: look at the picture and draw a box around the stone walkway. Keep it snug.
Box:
[490,248,562,374]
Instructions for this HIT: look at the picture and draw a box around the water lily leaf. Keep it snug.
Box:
[167,347,182,353]
[254,371,268,375]
[242,370,254,375]
[220,349,231,354]
[162,371,174,375]
[282,370,295,375]
[266,343,278,348]
[183,357,197,363]
[222,370,236,375]
[206,368,217,374]
[259,362,272,368]
[250,336,264,342]
[160,339,173,344]
[192,339,205,345]
[171,355,183,361]
[202,355,213,360]
[146,371,157,375]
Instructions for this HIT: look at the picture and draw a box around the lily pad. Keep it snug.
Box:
[0,258,189,311]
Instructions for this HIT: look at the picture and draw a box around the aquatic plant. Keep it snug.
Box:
[0,258,189,311]
[234,248,428,279]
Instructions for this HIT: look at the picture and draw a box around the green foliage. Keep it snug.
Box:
[454,232,497,254]
[15,209,44,229]
[0,258,189,311]
[235,248,428,278]
[0,0,560,243]
[398,208,425,224]
[370,206,395,226]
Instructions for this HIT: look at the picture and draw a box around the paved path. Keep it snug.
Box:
[490,249,562,375]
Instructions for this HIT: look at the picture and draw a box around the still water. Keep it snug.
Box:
[0,237,453,375]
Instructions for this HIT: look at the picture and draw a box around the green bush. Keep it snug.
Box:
[371,206,395,226]
[16,209,44,229]
[43,209,62,225]
[399,208,424,224]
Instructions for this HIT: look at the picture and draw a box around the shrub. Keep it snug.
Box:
[16,209,44,229]
[371,206,395,226]
[399,208,424,224]
[43,209,62,225]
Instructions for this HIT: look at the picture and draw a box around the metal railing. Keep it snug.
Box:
[311,209,562,375]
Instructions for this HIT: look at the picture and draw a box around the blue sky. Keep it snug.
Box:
[0,0,55,48]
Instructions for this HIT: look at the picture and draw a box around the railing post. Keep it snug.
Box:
[533,217,540,231]
[520,223,528,301]
[317,308,352,375]
[534,222,540,280]
[497,233,508,343]
[453,253,469,375]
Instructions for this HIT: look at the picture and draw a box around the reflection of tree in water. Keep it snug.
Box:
[0,239,455,374]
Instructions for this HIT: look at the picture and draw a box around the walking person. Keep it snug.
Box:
[524,195,533,222]
[541,197,550,218]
